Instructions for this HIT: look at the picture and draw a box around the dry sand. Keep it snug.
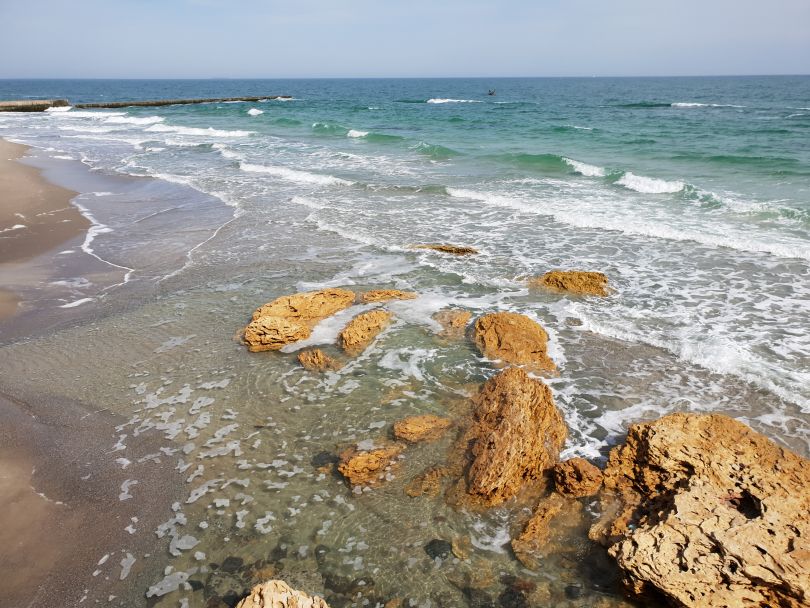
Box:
[0,139,90,319]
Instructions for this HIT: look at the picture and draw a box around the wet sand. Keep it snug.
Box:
[0,138,90,319]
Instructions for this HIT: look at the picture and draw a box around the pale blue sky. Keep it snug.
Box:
[1,0,808,78]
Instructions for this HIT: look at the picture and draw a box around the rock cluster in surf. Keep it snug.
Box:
[528,269,611,297]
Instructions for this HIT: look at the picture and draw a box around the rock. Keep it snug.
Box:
[405,466,448,498]
[337,444,403,487]
[393,415,452,443]
[360,290,417,303]
[298,349,341,372]
[528,270,610,297]
[244,316,311,352]
[510,493,584,569]
[244,288,355,352]
[460,367,567,506]
[338,310,392,354]
[424,539,453,559]
[411,244,479,255]
[552,458,603,498]
[451,537,471,560]
[311,451,339,470]
[472,312,556,373]
[432,309,472,338]
[511,493,565,560]
[251,288,356,323]
[236,580,329,608]
[590,413,810,608]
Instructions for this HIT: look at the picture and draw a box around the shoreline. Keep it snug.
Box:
[0,138,90,320]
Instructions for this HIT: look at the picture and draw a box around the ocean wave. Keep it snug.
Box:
[104,115,164,125]
[145,124,253,138]
[211,143,243,160]
[426,98,483,104]
[490,152,571,173]
[57,124,121,134]
[615,101,673,108]
[411,141,459,159]
[48,110,126,119]
[0,224,26,234]
[247,108,264,116]
[347,129,369,138]
[273,117,302,126]
[239,162,353,186]
[44,106,73,113]
[616,172,685,194]
[562,157,606,177]
[671,102,746,108]
[311,122,348,136]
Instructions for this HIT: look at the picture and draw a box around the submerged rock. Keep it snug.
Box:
[473,312,556,373]
[405,466,449,498]
[339,310,392,354]
[298,349,341,372]
[338,443,404,487]
[510,493,584,570]
[236,579,329,608]
[360,289,417,303]
[529,270,610,297]
[393,415,452,443]
[411,243,479,255]
[432,309,472,338]
[590,413,810,608]
[424,539,453,560]
[459,368,567,506]
[552,457,603,498]
[244,316,311,352]
[251,288,356,323]
[244,288,356,352]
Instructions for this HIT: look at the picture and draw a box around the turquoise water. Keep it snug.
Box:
[0,77,808,606]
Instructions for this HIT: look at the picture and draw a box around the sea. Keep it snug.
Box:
[0,77,808,607]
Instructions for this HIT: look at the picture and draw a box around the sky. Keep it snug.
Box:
[1,0,808,78]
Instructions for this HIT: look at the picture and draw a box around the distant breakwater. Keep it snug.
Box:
[0,96,291,112]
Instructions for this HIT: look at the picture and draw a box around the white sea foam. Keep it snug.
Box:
[145,124,253,138]
[617,172,685,194]
[426,98,483,104]
[240,162,353,186]
[44,106,73,112]
[0,224,26,234]
[104,115,164,125]
[247,108,264,116]
[671,102,746,108]
[347,129,369,138]
[59,297,94,308]
[211,143,243,160]
[562,157,606,177]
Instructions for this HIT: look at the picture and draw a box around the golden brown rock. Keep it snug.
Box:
[236,580,329,608]
[251,288,356,322]
[511,493,564,559]
[297,349,341,372]
[405,467,449,497]
[473,312,556,373]
[529,270,610,297]
[339,310,392,354]
[552,457,603,498]
[360,289,418,303]
[244,316,311,352]
[393,415,452,443]
[461,368,567,506]
[411,244,479,255]
[590,413,810,608]
[511,493,586,570]
[338,443,404,487]
[432,309,472,338]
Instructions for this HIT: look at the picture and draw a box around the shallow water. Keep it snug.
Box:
[0,77,808,607]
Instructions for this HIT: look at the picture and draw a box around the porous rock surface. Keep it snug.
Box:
[590,412,810,608]
[393,415,452,443]
[529,270,610,297]
[338,443,404,487]
[552,457,603,498]
[405,466,449,498]
[432,309,471,338]
[360,289,417,303]
[339,310,392,354]
[459,367,567,506]
[411,244,479,255]
[473,312,556,373]
[297,349,341,372]
[236,579,329,608]
[244,288,356,352]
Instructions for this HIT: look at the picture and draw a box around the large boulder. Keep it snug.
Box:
[590,413,810,608]
[529,270,610,297]
[393,415,452,443]
[458,367,567,506]
[432,309,471,338]
[552,457,603,498]
[251,288,355,322]
[473,312,556,373]
[244,288,356,352]
[339,310,392,354]
[236,580,329,608]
